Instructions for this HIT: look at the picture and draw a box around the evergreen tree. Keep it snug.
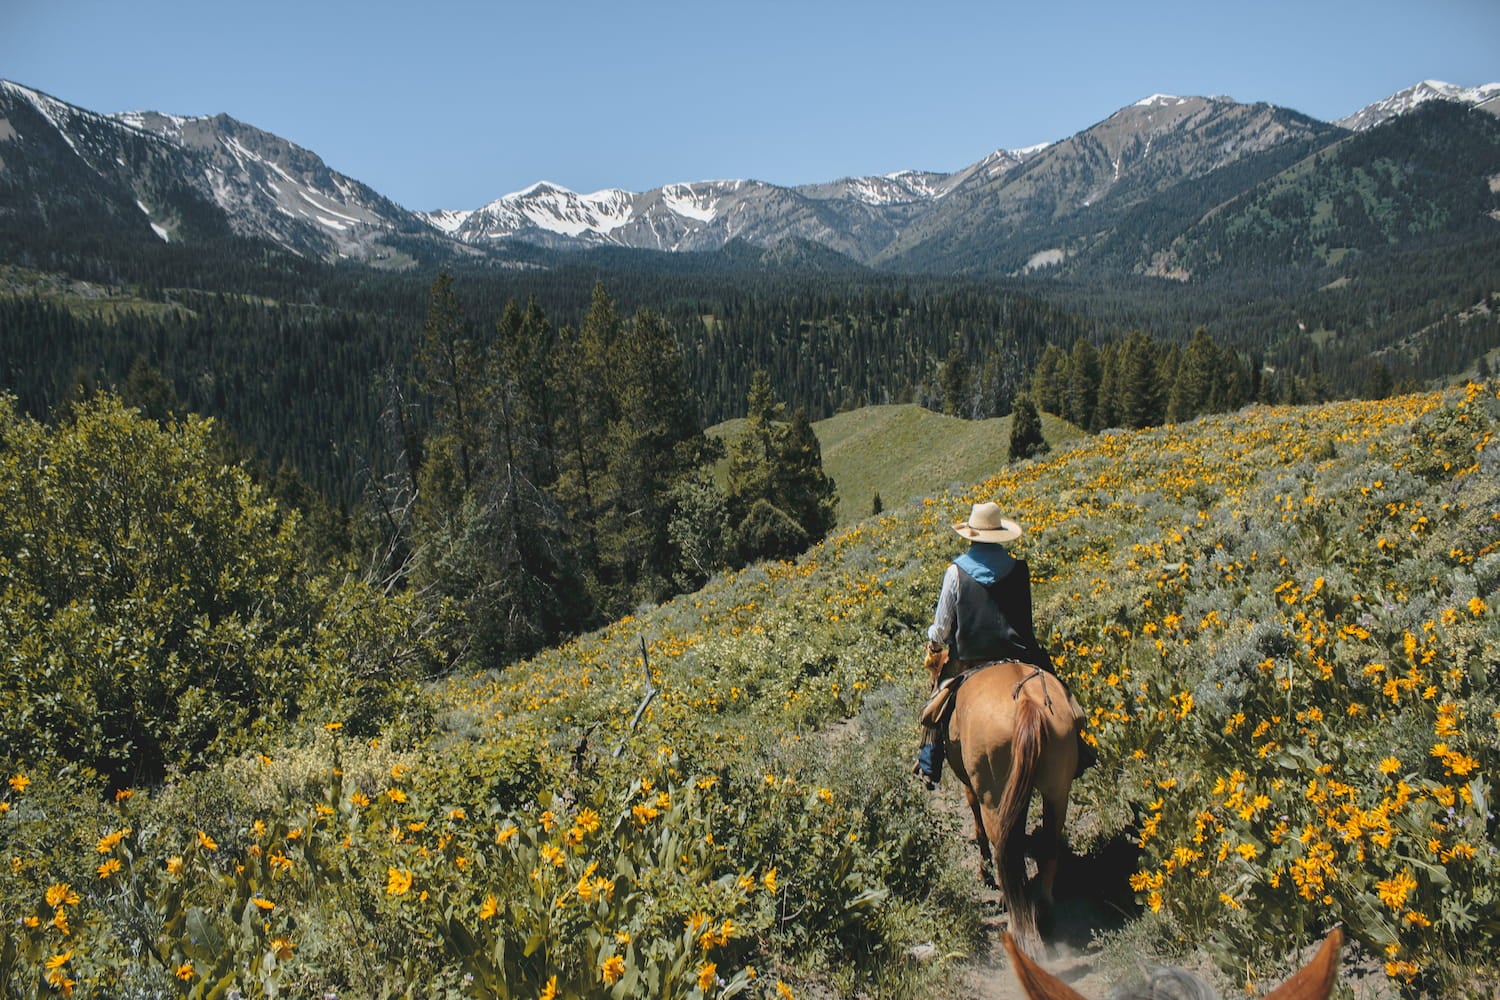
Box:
[773,408,838,542]
[1064,338,1101,429]
[1093,341,1122,431]
[1009,393,1048,461]
[1168,327,1219,423]
[1362,361,1394,400]
[1032,344,1068,416]
[1117,330,1163,429]
[941,346,970,417]
[725,371,837,565]
[594,307,714,607]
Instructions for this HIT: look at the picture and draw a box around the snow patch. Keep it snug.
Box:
[662,183,718,222]
[1135,94,1188,107]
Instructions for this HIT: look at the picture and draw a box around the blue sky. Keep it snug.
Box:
[5,0,1497,211]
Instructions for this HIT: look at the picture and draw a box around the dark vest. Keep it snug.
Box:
[952,561,1052,670]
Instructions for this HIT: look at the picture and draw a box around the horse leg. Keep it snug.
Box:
[965,784,997,889]
[1032,784,1071,938]
[1037,791,1069,897]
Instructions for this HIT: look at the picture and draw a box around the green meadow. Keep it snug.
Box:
[2,384,1496,998]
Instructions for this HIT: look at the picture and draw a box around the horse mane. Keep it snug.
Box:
[1003,929,1343,1000]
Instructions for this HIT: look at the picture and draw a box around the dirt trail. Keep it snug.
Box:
[928,782,1130,1000]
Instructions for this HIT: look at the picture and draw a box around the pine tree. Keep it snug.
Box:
[941,346,970,417]
[1064,338,1101,429]
[725,370,837,565]
[1032,344,1068,416]
[1009,393,1048,461]
[1117,331,1163,430]
[773,408,837,541]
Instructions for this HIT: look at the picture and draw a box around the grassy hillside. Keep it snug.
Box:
[713,403,1086,525]
[4,386,1496,998]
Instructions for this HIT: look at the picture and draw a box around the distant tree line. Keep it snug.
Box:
[371,275,838,668]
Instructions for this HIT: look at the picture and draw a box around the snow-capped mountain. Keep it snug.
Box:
[419,143,1053,260]
[2,77,1495,274]
[0,80,461,263]
[1336,80,1500,131]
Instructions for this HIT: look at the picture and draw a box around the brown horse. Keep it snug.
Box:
[926,649,1081,957]
[1004,927,1344,1000]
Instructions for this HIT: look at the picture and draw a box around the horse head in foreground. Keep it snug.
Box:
[925,646,1081,956]
[1004,928,1344,1000]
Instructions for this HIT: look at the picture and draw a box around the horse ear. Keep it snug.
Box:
[1262,928,1342,1000]
[1004,932,1090,1000]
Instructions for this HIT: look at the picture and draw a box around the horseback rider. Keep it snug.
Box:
[915,502,1097,785]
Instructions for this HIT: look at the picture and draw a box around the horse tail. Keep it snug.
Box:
[996,695,1046,951]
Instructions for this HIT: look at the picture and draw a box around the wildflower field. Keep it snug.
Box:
[2,383,1496,998]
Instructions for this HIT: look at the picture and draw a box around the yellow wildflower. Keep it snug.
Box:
[96,857,122,879]
[96,828,131,853]
[601,954,625,984]
[386,867,414,896]
[174,963,194,981]
[45,884,79,908]
[697,962,718,991]
[479,895,498,920]
[1376,869,1416,911]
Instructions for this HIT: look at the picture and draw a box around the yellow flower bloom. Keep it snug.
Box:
[479,894,498,920]
[539,975,558,1000]
[166,856,184,876]
[197,830,217,851]
[269,937,294,961]
[601,954,625,984]
[97,858,122,879]
[697,962,718,991]
[45,950,73,970]
[1376,869,1416,911]
[175,963,195,981]
[45,884,79,908]
[386,867,414,896]
[7,774,30,793]
[1378,757,1401,775]
[251,897,275,911]
[763,867,778,894]
[96,828,131,853]
[776,982,796,1000]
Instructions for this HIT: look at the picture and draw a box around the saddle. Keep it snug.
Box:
[920,660,1052,728]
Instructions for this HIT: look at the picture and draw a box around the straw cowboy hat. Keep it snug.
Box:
[952,502,1023,543]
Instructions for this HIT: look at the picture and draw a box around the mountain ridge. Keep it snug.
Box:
[2,77,1497,276]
